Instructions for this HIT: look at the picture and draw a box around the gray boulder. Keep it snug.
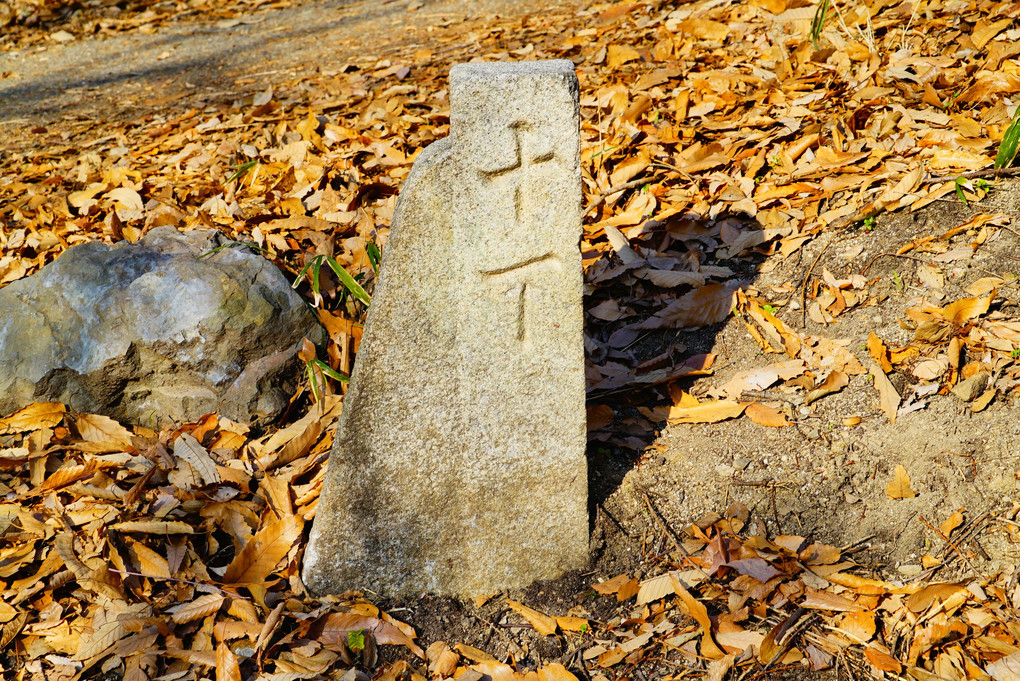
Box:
[0,226,318,426]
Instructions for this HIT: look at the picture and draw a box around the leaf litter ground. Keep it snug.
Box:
[2,0,1020,679]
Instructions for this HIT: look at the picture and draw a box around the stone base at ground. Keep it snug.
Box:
[303,61,588,598]
[0,226,318,426]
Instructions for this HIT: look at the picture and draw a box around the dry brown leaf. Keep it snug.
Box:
[800,587,863,612]
[321,612,425,658]
[640,283,737,330]
[0,402,65,434]
[586,404,614,431]
[804,370,848,406]
[76,413,133,447]
[112,520,194,534]
[940,290,995,325]
[216,641,242,681]
[173,433,220,486]
[667,399,745,424]
[866,332,892,373]
[171,593,225,624]
[705,653,735,681]
[670,574,726,659]
[554,616,588,632]
[940,510,964,537]
[222,514,302,584]
[537,663,579,681]
[37,460,103,492]
[905,583,969,613]
[838,611,876,642]
[864,646,902,673]
[870,362,900,424]
[122,535,171,579]
[744,403,789,427]
[886,464,917,499]
[592,573,631,595]
[505,600,558,636]
[606,45,640,69]
[427,641,460,678]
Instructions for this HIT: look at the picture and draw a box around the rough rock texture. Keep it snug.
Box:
[0,226,318,426]
[304,61,587,598]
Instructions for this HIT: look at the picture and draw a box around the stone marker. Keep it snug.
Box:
[303,60,587,598]
[0,226,318,426]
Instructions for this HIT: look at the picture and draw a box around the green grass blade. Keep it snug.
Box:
[366,242,381,276]
[226,159,258,185]
[311,358,349,383]
[306,361,321,404]
[994,107,1020,169]
[810,0,830,50]
[324,256,371,306]
[291,255,319,290]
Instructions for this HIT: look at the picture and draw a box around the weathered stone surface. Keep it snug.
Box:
[303,60,587,598]
[0,226,318,426]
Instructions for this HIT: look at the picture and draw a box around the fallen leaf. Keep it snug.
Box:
[667,400,746,424]
[639,283,738,330]
[940,510,964,537]
[864,646,902,673]
[744,402,789,427]
[322,613,425,658]
[887,464,917,499]
[216,641,242,681]
[505,600,558,636]
[222,514,303,584]
[838,611,876,642]
[804,370,849,406]
[0,402,65,434]
[172,594,225,624]
[870,362,900,424]
[671,574,726,659]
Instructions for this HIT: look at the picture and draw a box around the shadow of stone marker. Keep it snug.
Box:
[303,60,587,598]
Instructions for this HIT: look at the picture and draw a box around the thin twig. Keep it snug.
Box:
[859,251,930,275]
[918,516,979,576]
[585,177,653,215]
[108,568,249,598]
[927,166,1020,182]
[642,493,711,577]
[800,235,833,328]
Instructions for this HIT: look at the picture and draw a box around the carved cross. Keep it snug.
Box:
[481,253,561,343]
[479,121,555,223]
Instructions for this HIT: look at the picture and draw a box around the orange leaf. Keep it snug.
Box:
[0,402,65,434]
[222,514,303,584]
[592,574,631,595]
[321,613,425,658]
[864,646,902,673]
[804,370,848,406]
[838,611,876,643]
[216,642,242,681]
[940,290,994,325]
[76,413,133,447]
[744,403,789,427]
[506,600,558,636]
[940,510,964,537]
[866,332,892,372]
[667,400,745,424]
[886,464,916,499]
[670,574,726,659]
[870,362,900,424]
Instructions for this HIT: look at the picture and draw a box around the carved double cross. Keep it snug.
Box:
[477,121,561,344]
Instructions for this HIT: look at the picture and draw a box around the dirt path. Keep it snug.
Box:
[0,0,558,126]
